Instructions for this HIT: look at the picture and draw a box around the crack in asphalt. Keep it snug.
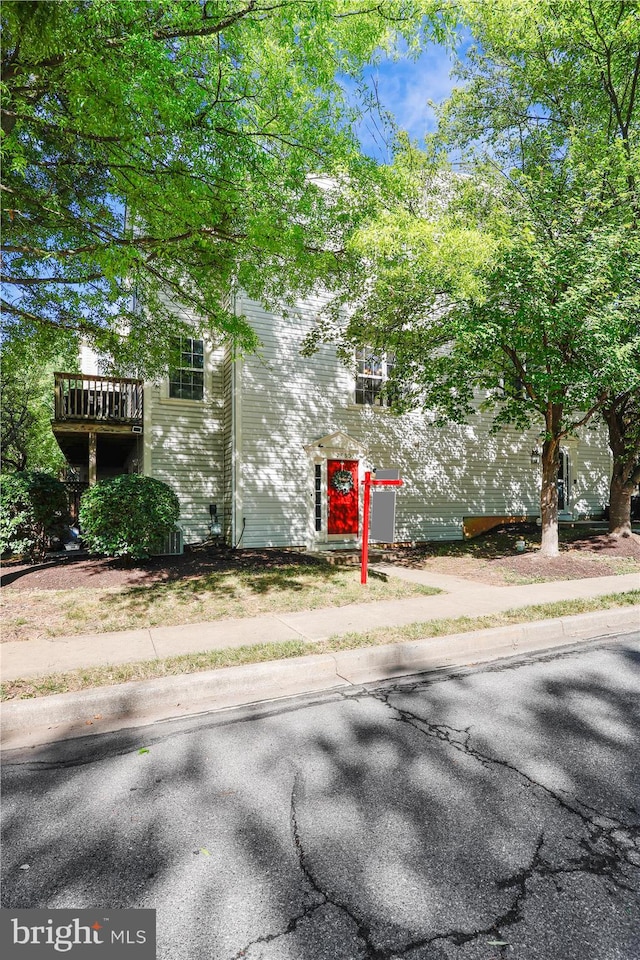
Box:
[290,773,390,960]
[239,691,639,960]
[230,900,325,960]
[230,670,639,959]
[269,783,552,960]
[232,774,389,960]
[378,690,640,867]
[376,835,549,960]
[369,688,640,884]
[281,775,552,960]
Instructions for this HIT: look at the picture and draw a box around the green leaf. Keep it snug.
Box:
[0,0,452,375]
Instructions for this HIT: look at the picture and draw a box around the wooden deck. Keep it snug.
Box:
[54,372,143,424]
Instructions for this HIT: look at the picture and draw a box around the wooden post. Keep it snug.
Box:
[88,432,97,486]
[54,376,62,419]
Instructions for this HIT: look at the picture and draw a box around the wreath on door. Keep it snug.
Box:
[331,469,354,495]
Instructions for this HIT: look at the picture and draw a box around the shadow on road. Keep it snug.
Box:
[2,638,639,958]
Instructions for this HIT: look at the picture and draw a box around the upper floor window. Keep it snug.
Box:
[499,365,526,400]
[169,337,204,400]
[355,347,395,406]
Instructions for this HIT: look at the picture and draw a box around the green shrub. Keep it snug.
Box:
[0,471,70,561]
[79,474,180,560]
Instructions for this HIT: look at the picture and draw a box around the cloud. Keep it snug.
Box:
[345,38,471,163]
[374,44,457,130]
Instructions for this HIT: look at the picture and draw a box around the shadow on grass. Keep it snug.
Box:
[96,564,354,615]
[366,569,389,583]
[0,547,336,592]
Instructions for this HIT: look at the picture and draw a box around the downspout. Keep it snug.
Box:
[229,289,245,548]
[230,293,236,549]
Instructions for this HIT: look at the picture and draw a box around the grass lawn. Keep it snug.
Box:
[1,563,440,643]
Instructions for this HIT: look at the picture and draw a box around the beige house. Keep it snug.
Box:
[52,293,612,549]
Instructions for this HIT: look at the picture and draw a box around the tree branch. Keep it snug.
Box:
[1,272,104,286]
[2,224,246,258]
[558,393,608,438]
[148,1,257,41]
[0,298,103,335]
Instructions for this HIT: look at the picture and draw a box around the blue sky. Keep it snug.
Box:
[349,39,467,163]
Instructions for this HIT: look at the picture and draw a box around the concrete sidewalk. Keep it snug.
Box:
[1,566,638,749]
[2,567,638,681]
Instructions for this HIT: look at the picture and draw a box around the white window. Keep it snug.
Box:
[169,337,204,400]
[355,347,395,406]
[500,372,525,399]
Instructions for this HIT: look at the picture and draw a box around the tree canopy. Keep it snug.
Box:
[0,336,75,473]
[1,0,443,375]
[313,0,640,554]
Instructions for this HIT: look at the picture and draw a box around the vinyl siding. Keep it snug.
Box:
[236,295,612,547]
[237,294,349,547]
[145,342,226,543]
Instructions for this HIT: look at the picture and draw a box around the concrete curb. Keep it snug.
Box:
[331,607,639,683]
[2,607,638,750]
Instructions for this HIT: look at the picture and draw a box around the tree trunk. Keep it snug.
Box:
[540,437,560,557]
[602,396,640,537]
[608,468,633,537]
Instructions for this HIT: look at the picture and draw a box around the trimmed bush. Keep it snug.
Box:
[79,474,180,560]
[0,471,70,561]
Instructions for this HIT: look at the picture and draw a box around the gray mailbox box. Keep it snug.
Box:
[370,468,400,543]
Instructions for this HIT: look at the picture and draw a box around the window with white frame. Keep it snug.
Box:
[498,362,526,399]
[355,347,395,406]
[169,337,204,400]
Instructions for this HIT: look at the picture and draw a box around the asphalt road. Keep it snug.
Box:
[2,633,640,960]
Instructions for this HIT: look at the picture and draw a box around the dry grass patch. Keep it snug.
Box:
[1,564,440,643]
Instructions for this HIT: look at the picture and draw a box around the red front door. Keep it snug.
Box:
[327,459,359,535]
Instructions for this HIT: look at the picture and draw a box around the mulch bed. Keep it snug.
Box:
[387,526,640,585]
[1,529,639,592]
[0,546,327,592]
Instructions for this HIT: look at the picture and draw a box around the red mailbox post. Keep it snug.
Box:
[361,470,403,584]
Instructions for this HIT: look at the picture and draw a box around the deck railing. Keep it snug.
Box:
[54,373,143,423]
